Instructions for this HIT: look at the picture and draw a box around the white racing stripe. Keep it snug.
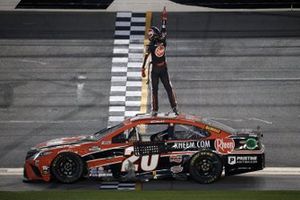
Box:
[1,167,300,176]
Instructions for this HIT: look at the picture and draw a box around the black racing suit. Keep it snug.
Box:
[142,21,177,113]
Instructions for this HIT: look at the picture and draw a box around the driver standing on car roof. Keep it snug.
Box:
[141,7,178,116]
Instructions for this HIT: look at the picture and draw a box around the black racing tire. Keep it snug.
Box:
[189,150,223,184]
[51,152,84,184]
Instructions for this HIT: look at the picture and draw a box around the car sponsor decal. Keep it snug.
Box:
[170,165,183,174]
[171,141,210,150]
[214,138,235,154]
[155,44,165,58]
[169,155,183,163]
[101,140,111,145]
[88,146,101,152]
[228,156,258,165]
[205,125,221,134]
[89,167,113,178]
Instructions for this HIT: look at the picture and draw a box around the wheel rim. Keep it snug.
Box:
[55,157,79,178]
[194,156,220,177]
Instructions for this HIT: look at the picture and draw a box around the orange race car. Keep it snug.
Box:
[24,113,265,184]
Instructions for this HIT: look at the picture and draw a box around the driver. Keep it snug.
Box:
[141,7,178,116]
[151,123,175,141]
[127,127,139,142]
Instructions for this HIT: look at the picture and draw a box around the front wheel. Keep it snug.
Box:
[189,150,223,184]
[51,152,84,183]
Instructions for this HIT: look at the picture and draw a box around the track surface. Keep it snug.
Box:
[0,11,300,190]
[0,174,300,191]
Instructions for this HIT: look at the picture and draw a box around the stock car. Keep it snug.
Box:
[24,113,265,184]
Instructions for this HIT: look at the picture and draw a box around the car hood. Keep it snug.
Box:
[35,135,94,149]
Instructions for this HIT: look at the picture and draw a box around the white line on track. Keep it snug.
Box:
[209,117,273,125]
[20,59,47,65]
[247,167,300,176]
[1,168,300,176]
[248,117,273,125]
[188,78,300,81]
[0,120,100,124]
[0,168,23,175]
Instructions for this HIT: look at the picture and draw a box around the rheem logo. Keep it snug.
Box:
[155,45,165,57]
[214,138,235,154]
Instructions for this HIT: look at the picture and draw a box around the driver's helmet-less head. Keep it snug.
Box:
[148,26,161,41]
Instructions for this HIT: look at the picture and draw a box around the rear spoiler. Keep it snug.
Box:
[235,126,263,138]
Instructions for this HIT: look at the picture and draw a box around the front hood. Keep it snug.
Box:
[35,135,93,149]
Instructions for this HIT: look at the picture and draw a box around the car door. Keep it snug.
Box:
[168,123,212,152]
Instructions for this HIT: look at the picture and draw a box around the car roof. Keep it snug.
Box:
[129,113,195,123]
[126,113,237,134]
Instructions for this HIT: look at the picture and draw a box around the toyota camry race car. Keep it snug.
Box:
[24,113,265,184]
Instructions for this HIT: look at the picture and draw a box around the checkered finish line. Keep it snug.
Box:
[108,12,146,127]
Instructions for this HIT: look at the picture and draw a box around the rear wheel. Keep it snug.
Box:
[189,150,223,184]
[51,152,84,183]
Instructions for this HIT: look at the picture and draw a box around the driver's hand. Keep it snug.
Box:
[141,68,146,78]
[162,6,167,21]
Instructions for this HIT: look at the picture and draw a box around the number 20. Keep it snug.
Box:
[121,146,159,172]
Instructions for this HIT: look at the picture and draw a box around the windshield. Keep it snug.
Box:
[93,123,124,140]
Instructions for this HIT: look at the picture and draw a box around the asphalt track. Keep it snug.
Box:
[0,11,300,190]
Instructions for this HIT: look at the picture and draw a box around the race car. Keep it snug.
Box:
[24,113,265,184]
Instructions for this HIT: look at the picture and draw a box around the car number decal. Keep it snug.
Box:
[121,146,159,172]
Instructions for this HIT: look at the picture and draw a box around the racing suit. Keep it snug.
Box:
[142,17,178,114]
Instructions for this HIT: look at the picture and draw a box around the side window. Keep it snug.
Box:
[174,124,210,140]
[112,127,140,143]
[111,131,127,143]
[140,123,172,142]
[112,123,178,143]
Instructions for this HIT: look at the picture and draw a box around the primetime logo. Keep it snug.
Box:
[228,156,258,165]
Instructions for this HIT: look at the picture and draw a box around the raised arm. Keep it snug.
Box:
[161,6,167,39]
